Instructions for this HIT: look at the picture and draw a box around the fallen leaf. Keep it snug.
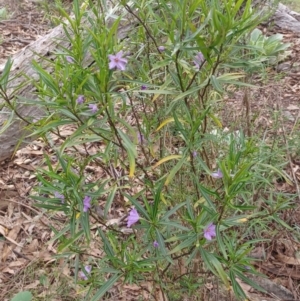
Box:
[25,280,40,289]
[287,104,299,110]
[275,252,300,265]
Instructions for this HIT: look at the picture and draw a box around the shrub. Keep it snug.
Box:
[1,0,292,299]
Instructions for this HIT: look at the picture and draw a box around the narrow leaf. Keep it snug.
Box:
[90,273,121,301]
[152,155,182,169]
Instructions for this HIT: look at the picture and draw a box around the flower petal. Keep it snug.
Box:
[211,169,223,179]
[127,208,140,227]
[153,240,159,248]
[204,223,216,240]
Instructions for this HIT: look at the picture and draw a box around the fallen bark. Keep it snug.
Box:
[272,3,300,32]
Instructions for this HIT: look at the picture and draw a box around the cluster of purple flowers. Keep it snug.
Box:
[70,49,205,116]
[76,95,98,113]
[126,207,216,245]
[65,48,213,252]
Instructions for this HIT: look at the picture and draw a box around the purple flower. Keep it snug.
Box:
[141,85,147,90]
[204,223,216,241]
[158,46,165,52]
[192,151,198,158]
[76,95,85,104]
[54,191,64,203]
[127,208,140,227]
[79,265,92,280]
[153,240,159,248]
[88,104,98,113]
[211,169,223,179]
[193,52,204,69]
[66,56,74,63]
[108,50,128,71]
[137,132,145,144]
[83,196,92,212]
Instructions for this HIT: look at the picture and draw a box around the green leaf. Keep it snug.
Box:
[216,72,245,81]
[57,230,84,253]
[168,81,208,112]
[272,214,293,230]
[165,155,187,186]
[29,119,74,137]
[155,229,173,264]
[162,202,186,220]
[90,273,122,301]
[151,59,173,71]
[234,269,266,293]
[210,75,223,93]
[199,247,230,288]
[168,234,197,255]
[58,108,78,120]
[104,185,117,217]
[98,228,115,257]
[117,129,137,177]
[80,210,91,241]
[0,110,15,135]
[73,0,80,20]
[229,270,247,299]
[197,184,217,212]
[232,0,246,16]
[48,224,70,244]
[258,163,292,185]
[107,17,121,43]
[152,182,164,219]
[159,221,190,231]
[32,61,60,95]
[0,57,13,91]
[11,291,32,301]
[123,193,150,219]
[216,225,228,260]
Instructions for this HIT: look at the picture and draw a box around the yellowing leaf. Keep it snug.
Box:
[156,118,175,132]
[237,218,248,223]
[160,193,169,205]
[156,118,185,132]
[208,113,222,128]
[153,155,182,169]
[194,197,206,208]
[165,156,187,186]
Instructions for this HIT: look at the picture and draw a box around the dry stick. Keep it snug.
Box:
[0,89,31,126]
[243,86,252,137]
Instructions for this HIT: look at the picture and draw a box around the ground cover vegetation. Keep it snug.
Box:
[1,0,298,300]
